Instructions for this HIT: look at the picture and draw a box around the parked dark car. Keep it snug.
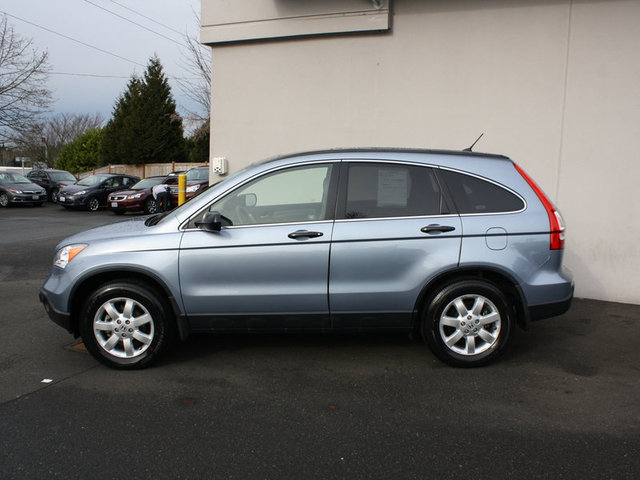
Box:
[169,166,209,204]
[107,175,178,215]
[57,174,139,211]
[0,171,47,207]
[26,168,78,202]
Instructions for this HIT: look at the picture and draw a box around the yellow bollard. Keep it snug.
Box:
[178,174,186,206]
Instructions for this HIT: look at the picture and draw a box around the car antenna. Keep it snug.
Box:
[463,133,484,152]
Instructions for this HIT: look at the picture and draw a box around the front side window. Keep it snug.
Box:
[198,164,334,227]
[342,163,443,219]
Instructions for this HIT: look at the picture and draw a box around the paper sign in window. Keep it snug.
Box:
[377,168,408,207]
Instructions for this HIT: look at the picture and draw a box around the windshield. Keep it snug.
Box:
[131,178,164,190]
[50,171,77,182]
[0,172,31,184]
[186,168,209,182]
[77,175,109,186]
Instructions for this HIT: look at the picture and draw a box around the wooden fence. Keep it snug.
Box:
[77,162,208,179]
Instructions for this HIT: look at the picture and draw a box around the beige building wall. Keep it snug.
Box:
[202,0,640,304]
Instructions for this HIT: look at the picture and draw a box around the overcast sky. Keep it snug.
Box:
[1,0,203,122]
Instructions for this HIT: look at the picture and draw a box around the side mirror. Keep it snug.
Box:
[196,211,222,232]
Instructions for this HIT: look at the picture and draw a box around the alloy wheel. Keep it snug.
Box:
[438,294,502,356]
[92,297,155,359]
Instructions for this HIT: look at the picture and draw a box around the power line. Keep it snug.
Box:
[110,0,184,36]
[50,72,129,79]
[83,0,183,46]
[50,71,200,80]
[1,11,145,67]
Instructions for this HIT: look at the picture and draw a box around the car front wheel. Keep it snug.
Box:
[145,197,158,214]
[79,282,173,369]
[87,197,100,212]
[422,279,513,367]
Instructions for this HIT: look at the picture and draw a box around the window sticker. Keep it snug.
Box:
[377,168,408,207]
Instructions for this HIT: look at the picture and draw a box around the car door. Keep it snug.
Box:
[101,177,123,204]
[179,162,339,331]
[28,171,45,189]
[329,161,462,329]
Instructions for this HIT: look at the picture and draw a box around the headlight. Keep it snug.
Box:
[53,244,88,269]
[74,190,87,196]
[186,185,200,193]
[128,193,142,199]
[9,189,22,194]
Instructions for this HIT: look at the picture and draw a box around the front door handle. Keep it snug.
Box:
[421,224,456,234]
[288,230,324,239]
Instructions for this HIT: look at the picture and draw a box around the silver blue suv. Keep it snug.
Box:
[39,149,573,368]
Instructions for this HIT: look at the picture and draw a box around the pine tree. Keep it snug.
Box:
[101,56,185,165]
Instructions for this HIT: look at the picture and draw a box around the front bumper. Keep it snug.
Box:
[56,194,87,207]
[9,192,47,204]
[39,288,73,333]
[107,198,145,212]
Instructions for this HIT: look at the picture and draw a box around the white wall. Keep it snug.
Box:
[203,0,640,304]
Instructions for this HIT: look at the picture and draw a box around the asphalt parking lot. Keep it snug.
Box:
[1,202,639,479]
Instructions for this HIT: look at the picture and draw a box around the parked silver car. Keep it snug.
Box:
[40,149,573,369]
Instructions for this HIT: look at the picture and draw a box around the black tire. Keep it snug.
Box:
[145,197,158,214]
[50,188,59,202]
[79,281,174,369]
[87,197,100,212]
[0,192,9,207]
[421,279,513,367]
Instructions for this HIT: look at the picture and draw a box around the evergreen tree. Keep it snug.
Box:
[101,56,185,165]
[186,119,210,163]
[56,128,104,174]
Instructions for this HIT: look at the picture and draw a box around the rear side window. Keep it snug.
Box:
[343,163,444,219]
[440,170,524,214]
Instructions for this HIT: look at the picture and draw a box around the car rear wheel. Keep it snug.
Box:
[87,197,100,212]
[80,282,173,369]
[0,193,9,207]
[422,279,513,367]
[145,197,158,214]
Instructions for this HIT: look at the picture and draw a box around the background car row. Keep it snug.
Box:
[0,170,48,207]
[0,166,210,213]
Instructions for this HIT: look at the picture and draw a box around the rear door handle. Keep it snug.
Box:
[421,224,456,233]
[288,230,324,239]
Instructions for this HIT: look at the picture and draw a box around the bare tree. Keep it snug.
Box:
[0,15,52,142]
[177,14,211,126]
[13,113,105,166]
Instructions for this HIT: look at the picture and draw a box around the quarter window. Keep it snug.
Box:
[343,163,443,219]
[440,170,524,214]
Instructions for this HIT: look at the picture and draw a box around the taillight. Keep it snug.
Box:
[513,163,565,250]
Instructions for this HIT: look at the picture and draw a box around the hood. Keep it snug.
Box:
[61,183,95,193]
[109,188,148,197]
[57,216,151,249]
[3,181,44,192]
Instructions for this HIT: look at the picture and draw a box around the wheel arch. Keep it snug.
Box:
[68,267,189,340]
[413,266,530,331]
